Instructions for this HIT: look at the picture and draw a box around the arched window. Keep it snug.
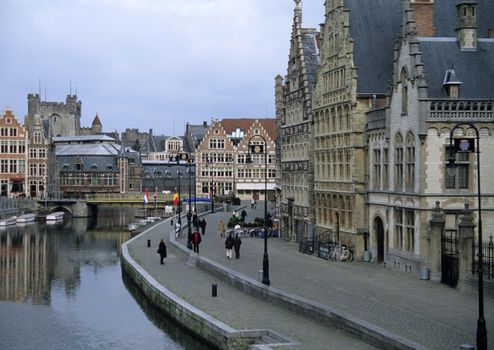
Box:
[395,133,404,191]
[401,68,408,115]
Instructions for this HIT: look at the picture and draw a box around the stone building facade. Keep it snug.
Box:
[366,0,494,279]
[311,0,401,256]
[27,94,81,138]
[276,0,318,241]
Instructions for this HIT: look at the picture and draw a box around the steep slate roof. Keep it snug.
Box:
[301,29,319,94]
[187,123,209,149]
[419,39,494,98]
[220,118,277,141]
[345,0,402,94]
[433,0,494,37]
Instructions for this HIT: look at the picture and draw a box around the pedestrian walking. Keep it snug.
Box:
[157,239,167,264]
[175,221,181,238]
[200,218,207,235]
[192,212,199,227]
[240,209,247,222]
[218,219,225,237]
[233,233,242,259]
[225,232,234,259]
[192,228,202,253]
[251,198,255,209]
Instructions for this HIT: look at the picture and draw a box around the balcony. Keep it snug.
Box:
[425,99,494,122]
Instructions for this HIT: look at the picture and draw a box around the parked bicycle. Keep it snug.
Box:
[298,238,314,255]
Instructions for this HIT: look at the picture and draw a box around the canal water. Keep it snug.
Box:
[0,207,213,350]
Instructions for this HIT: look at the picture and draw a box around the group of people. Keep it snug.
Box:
[158,201,263,264]
[224,232,242,259]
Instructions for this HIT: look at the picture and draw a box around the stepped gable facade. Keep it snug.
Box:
[276,0,319,241]
[312,0,401,255]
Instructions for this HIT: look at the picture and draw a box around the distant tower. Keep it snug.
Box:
[26,93,82,137]
[91,113,102,134]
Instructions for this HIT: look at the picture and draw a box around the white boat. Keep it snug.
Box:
[128,223,138,232]
[46,211,65,221]
[16,213,37,224]
[0,216,17,226]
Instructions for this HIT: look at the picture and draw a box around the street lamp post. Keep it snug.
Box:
[177,169,182,227]
[448,123,487,350]
[187,163,193,243]
[206,157,215,213]
[247,135,270,286]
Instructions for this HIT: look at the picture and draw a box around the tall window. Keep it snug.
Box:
[383,148,389,189]
[34,132,42,144]
[395,208,403,250]
[395,134,404,191]
[445,146,469,189]
[401,68,408,115]
[405,210,415,253]
[373,149,381,189]
[209,138,225,149]
[405,133,415,191]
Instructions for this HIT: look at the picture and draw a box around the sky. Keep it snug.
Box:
[0,0,324,136]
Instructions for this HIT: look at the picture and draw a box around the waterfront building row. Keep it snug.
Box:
[276,0,494,283]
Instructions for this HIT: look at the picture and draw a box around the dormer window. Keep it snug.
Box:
[91,164,98,170]
[442,68,462,99]
[106,164,113,170]
[63,163,69,170]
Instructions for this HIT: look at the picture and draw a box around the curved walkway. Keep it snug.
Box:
[125,202,494,349]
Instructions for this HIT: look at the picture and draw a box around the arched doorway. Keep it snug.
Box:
[374,217,385,263]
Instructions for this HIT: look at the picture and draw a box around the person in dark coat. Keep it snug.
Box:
[225,233,234,259]
[240,209,247,222]
[157,239,167,264]
[200,218,207,235]
[233,233,242,259]
[192,212,199,227]
[192,228,202,253]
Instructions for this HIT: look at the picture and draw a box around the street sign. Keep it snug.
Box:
[454,138,475,153]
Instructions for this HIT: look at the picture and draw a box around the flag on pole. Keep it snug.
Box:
[143,192,149,204]
[173,192,179,206]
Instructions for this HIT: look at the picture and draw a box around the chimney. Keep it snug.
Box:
[456,0,478,50]
[411,0,436,37]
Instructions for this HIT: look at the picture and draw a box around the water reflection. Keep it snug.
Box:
[0,207,213,350]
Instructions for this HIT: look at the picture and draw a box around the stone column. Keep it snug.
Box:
[429,201,445,282]
[458,204,475,288]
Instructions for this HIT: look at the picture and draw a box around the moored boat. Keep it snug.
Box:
[0,216,17,226]
[46,211,65,221]
[16,213,37,224]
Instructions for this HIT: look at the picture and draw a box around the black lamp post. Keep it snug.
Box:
[447,123,487,350]
[187,163,193,243]
[206,157,215,213]
[247,135,270,286]
[177,169,182,226]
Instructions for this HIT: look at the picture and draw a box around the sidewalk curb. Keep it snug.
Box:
[122,219,300,350]
[170,224,429,350]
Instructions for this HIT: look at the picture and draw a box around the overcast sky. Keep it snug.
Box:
[0,0,323,136]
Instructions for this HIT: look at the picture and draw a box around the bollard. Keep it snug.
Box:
[212,284,217,297]
[171,219,174,226]
[147,239,151,247]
